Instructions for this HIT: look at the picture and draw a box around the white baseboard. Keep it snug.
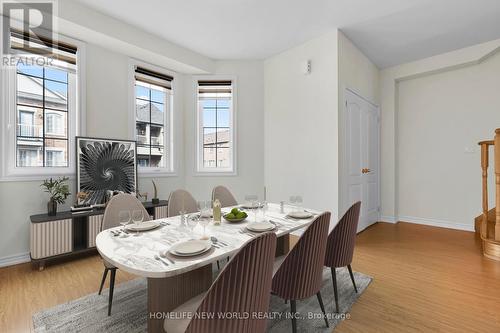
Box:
[0,252,31,268]
[380,215,397,223]
[382,215,474,232]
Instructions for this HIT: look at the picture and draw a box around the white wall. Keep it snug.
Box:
[380,38,500,230]
[0,34,265,266]
[264,31,339,224]
[0,43,186,265]
[183,61,265,202]
[337,31,380,216]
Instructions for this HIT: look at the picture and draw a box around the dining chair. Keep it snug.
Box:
[324,201,361,313]
[211,185,238,207]
[167,189,198,217]
[98,193,151,316]
[164,232,277,333]
[271,212,331,333]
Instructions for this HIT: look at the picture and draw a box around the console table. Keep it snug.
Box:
[29,200,168,270]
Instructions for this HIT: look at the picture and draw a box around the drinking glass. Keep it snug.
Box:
[198,216,210,240]
[132,210,144,236]
[296,196,303,211]
[289,196,297,210]
[118,211,131,236]
[179,210,187,228]
[198,201,211,218]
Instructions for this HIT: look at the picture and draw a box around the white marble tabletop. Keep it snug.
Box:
[95,203,321,278]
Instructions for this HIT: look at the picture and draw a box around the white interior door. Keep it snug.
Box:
[344,89,380,232]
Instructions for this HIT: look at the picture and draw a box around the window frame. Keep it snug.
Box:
[0,32,86,181]
[128,58,176,176]
[194,75,237,176]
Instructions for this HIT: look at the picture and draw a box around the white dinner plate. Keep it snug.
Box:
[126,220,160,231]
[247,221,275,232]
[240,202,264,209]
[287,211,314,219]
[169,240,211,256]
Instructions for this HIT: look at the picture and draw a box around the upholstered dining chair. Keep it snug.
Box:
[324,201,361,313]
[271,212,331,333]
[164,232,277,333]
[99,193,151,316]
[211,185,238,207]
[167,189,198,217]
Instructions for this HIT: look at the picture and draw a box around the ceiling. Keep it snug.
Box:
[74,0,500,68]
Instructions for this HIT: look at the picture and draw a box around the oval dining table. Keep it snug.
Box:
[96,203,320,333]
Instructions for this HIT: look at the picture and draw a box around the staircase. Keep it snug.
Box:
[475,129,500,261]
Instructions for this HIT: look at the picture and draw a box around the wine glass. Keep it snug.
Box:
[296,196,303,211]
[187,214,199,237]
[197,201,206,217]
[244,194,258,208]
[118,211,131,237]
[132,210,144,236]
[261,201,268,221]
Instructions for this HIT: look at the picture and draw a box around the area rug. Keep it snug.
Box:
[33,268,372,333]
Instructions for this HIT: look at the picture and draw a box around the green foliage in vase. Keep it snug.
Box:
[41,177,71,204]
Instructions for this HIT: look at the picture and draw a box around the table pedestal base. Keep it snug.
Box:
[147,264,213,333]
[276,234,290,256]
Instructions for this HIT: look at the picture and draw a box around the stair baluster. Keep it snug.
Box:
[495,129,500,241]
[480,143,489,239]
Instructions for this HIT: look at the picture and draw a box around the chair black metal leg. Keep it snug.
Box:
[316,292,329,327]
[98,268,109,295]
[108,269,116,316]
[331,267,339,313]
[290,299,297,333]
[217,260,220,270]
[347,264,358,293]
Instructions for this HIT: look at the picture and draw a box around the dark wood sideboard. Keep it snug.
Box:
[29,200,168,270]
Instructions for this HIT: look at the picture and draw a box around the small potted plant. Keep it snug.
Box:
[151,180,159,204]
[41,177,71,216]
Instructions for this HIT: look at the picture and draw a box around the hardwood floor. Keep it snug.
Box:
[336,222,500,333]
[1,222,499,332]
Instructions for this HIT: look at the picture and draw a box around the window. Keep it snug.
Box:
[134,66,173,170]
[196,79,235,174]
[46,112,64,136]
[1,27,81,178]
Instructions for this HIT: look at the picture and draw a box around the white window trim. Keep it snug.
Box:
[128,58,177,176]
[193,75,238,176]
[0,32,87,182]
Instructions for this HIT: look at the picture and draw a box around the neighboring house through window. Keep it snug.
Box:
[133,65,173,171]
[196,79,235,174]
[1,28,81,177]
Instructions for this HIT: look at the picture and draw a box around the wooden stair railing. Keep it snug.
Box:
[477,129,500,261]
[479,140,492,238]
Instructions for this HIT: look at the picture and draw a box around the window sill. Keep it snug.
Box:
[193,170,238,177]
[138,168,178,177]
[0,172,75,183]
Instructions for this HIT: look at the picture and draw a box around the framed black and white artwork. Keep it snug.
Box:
[76,137,137,205]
